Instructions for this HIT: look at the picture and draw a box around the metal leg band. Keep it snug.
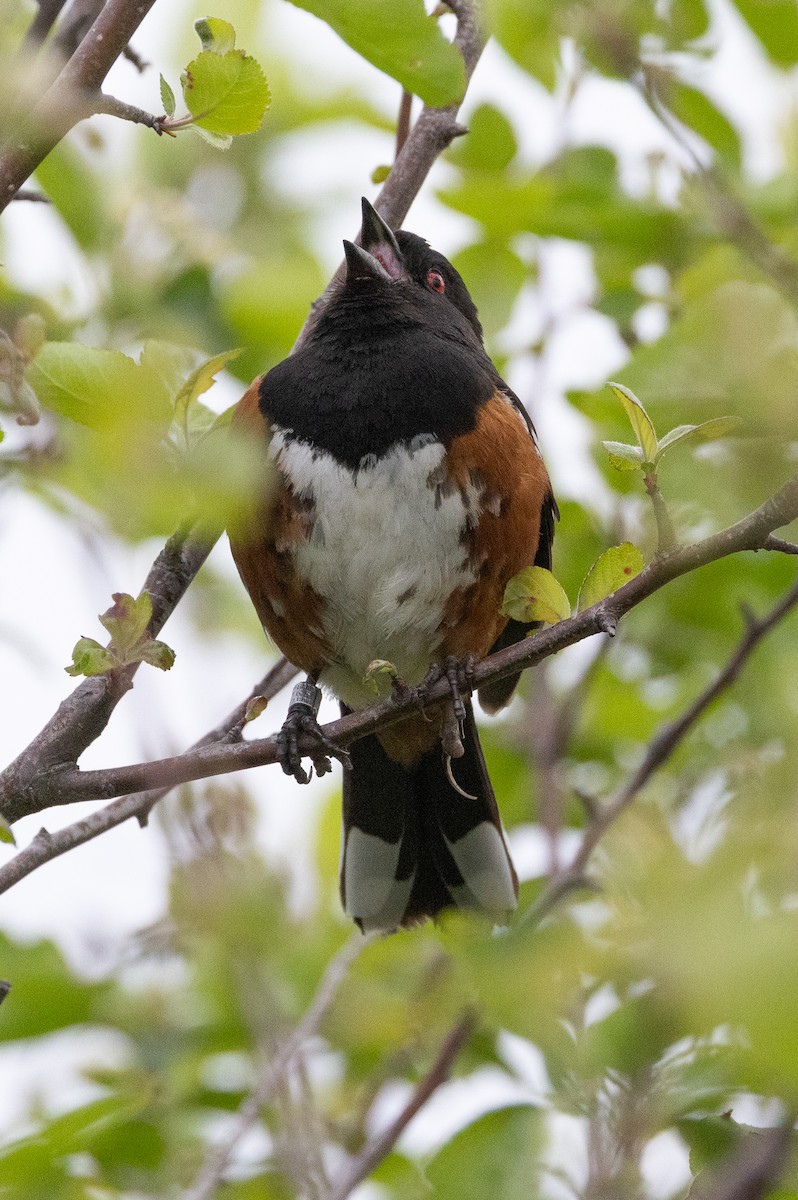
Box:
[288,680,322,719]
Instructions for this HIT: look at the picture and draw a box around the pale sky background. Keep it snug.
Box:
[0,0,792,1188]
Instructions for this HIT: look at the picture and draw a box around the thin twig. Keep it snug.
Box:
[6,474,796,822]
[22,0,69,50]
[326,1011,476,1200]
[395,90,413,158]
[644,470,676,553]
[525,575,798,925]
[9,189,50,203]
[641,71,798,312]
[0,657,297,896]
[185,931,377,1200]
[92,92,165,132]
[762,534,798,555]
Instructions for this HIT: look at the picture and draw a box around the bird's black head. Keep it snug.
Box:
[340,197,483,343]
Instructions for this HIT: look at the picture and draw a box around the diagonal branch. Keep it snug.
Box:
[185,930,377,1200]
[0,656,297,896]
[525,573,798,926]
[0,526,215,816]
[0,0,160,211]
[326,1011,476,1200]
[4,473,797,823]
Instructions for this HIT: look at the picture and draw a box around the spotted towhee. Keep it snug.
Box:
[229,199,556,932]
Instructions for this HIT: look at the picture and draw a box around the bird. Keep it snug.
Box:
[228,198,556,932]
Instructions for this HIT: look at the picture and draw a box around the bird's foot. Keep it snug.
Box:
[277,681,350,785]
[412,654,477,757]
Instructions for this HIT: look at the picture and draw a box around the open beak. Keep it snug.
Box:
[343,197,404,285]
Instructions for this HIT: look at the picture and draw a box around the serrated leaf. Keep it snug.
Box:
[181,49,270,136]
[159,74,176,116]
[99,593,152,654]
[26,343,171,429]
[501,566,571,625]
[655,416,743,461]
[65,638,117,677]
[173,347,242,445]
[608,381,658,463]
[194,16,237,53]
[137,639,176,671]
[602,439,645,471]
[577,542,645,612]
[0,817,16,845]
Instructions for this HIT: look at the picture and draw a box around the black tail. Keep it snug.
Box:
[340,703,518,932]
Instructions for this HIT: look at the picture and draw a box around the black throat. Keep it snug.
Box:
[258,286,498,469]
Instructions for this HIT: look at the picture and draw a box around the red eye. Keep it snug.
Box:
[427,270,446,293]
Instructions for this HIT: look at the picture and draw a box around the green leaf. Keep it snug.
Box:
[159,74,176,116]
[577,542,645,611]
[189,124,234,149]
[285,0,466,106]
[425,1106,544,1198]
[26,343,171,430]
[449,103,518,171]
[0,817,16,845]
[666,79,742,167]
[194,16,237,53]
[655,416,743,461]
[483,0,560,90]
[173,347,242,446]
[65,637,117,677]
[731,0,798,66]
[371,164,391,184]
[181,48,270,135]
[608,381,658,463]
[99,592,153,653]
[602,439,645,471]
[501,566,571,625]
[137,639,176,671]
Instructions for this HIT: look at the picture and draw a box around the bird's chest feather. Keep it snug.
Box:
[270,428,481,704]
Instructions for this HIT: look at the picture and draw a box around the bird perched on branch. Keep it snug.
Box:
[229,198,556,932]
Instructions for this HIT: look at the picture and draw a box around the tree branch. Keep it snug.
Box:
[4,474,797,823]
[525,572,798,925]
[0,0,159,211]
[0,656,297,896]
[185,931,377,1200]
[326,1011,476,1200]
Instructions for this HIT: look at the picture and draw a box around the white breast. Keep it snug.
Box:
[270,429,480,710]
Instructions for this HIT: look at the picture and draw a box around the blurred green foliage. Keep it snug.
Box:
[3,0,798,1195]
